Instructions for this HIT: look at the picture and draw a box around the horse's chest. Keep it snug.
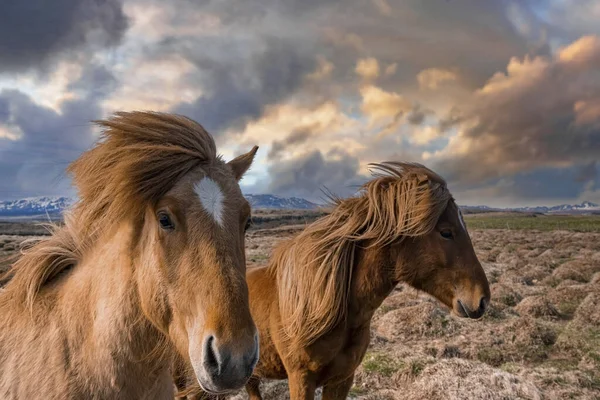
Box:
[316,340,369,385]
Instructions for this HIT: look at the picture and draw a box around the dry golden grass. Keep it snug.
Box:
[2,216,600,399]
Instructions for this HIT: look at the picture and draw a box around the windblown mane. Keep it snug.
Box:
[1,111,218,309]
[270,162,452,348]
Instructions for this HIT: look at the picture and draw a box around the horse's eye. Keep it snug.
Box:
[158,212,175,230]
[244,218,252,232]
[440,230,453,239]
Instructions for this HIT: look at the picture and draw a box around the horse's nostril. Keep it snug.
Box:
[203,335,220,374]
[478,297,488,313]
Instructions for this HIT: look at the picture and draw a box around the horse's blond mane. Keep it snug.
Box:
[2,111,218,309]
[270,162,452,348]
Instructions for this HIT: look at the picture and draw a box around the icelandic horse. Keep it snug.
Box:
[0,112,260,399]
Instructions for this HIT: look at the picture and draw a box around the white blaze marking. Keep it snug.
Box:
[194,177,225,226]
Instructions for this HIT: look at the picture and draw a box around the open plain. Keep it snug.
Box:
[1,211,599,400]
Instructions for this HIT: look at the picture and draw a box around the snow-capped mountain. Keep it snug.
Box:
[457,202,600,214]
[0,194,320,218]
[0,196,75,217]
[511,201,600,213]
[245,194,319,210]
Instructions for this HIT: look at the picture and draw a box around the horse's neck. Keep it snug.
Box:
[348,245,397,326]
[59,224,167,394]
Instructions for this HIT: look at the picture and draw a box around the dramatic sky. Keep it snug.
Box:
[1,0,599,207]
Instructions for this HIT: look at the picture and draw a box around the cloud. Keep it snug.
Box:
[307,56,335,81]
[0,125,22,141]
[0,63,115,199]
[557,35,600,64]
[406,106,433,125]
[372,0,392,16]
[417,68,459,90]
[574,99,600,127]
[408,125,442,146]
[103,55,201,113]
[355,57,380,80]
[0,0,128,74]
[543,0,600,39]
[239,101,363,155]
[430,35,600,188]
[359,85,434,140]
[360,85,412,124]
[268,126,316,160]
[384,63,398,76]
[267,148,366,201]
[575,161,598,183]
[173,36,318,134]
[0,90,99,198]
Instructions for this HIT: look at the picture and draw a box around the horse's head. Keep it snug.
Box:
[394,200,490,319]
[137,147,259,394]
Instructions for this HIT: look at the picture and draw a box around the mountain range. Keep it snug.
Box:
[0,195,319,218]
[460,201,600,214]
[0,197,74,217]
[0,196,597,218]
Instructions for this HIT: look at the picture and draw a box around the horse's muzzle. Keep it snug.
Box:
[192,331,259,393]
[456,297,488,319]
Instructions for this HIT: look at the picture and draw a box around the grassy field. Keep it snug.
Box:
[2,211,599,235]
[244,225,600,399]
[1,212,600,399]
[463,214,600,232]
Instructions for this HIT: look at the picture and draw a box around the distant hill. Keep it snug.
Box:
[460,201,600,215]
[0,196,597,218]
[459,205,498,214]
[0,194,320,218]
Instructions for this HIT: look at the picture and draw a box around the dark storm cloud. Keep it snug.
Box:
[0,0,128,74]
[0,92,94,198]
[406,106,433,125]
[173,36,317,134]
[457,164,600,206]
[268,126,315,160]
[68,64,118,99]
[188,0,343,23]
[498,167,589,201]
[575,161,598,183]
[0,65,116,199]
[268,149,367,201]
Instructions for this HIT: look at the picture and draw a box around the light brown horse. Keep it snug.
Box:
[0,112,261,399]
[178,161,491,400]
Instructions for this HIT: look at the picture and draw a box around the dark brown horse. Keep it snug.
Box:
[177,162,490,400]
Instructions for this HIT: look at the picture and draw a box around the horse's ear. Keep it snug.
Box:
[228,145,259,181]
